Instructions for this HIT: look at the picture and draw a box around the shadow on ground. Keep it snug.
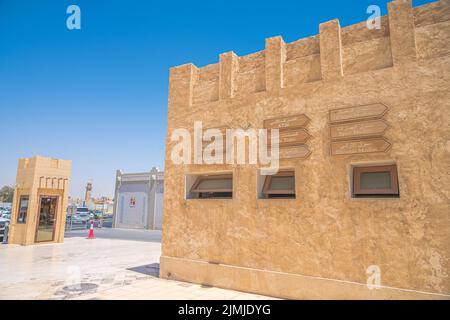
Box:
[127,263,160,277]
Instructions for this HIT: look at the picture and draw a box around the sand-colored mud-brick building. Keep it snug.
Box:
[161,0,450,299]
[9,156,71,245]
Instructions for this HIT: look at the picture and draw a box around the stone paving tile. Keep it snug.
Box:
[0,233,275,300]
[89,275,277,300]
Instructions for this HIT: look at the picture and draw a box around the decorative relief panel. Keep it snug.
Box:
[263,114,310,130]
[277,129,311,146]
[39,176,68,189]
[329,103,391,155]
[264,114,311,159]
[330,119,388,140]
[279,145,311,159]
[329,103,388,123]
[331,138,391,155]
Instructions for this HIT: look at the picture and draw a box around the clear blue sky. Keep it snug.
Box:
[0,0,434,198]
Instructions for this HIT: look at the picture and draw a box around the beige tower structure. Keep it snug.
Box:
[8,156,71,245]
[84,182,92,206]
[161,0,450,299]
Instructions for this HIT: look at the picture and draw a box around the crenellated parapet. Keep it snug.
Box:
[168,0,450,109]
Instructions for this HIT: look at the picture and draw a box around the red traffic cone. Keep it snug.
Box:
[87,220,94,239]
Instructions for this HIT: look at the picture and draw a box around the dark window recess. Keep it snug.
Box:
[199,192,232,199]
[17,196,29,224]
[191,174,232,199]
[353,164,399,198]
[262,171,296,199]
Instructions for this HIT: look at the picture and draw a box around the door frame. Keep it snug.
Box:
[34,195,59,243]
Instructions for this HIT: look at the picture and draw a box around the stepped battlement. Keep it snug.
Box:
[169,0,450,107]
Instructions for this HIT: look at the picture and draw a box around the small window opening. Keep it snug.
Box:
[262,171,296,199]
[17,196,29,224]
[353,164,399,198]
[190,174,233,199]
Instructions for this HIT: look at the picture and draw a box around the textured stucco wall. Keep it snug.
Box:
[161,0,450,298]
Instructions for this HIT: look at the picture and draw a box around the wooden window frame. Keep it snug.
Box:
[262,171,296,197]
[353,165,399,196]
[17,195,29,224]
[190,174,233,193]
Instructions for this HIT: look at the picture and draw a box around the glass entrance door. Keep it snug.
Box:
[35,196,58,242]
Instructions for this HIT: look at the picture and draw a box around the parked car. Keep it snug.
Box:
[76,207,89,215]
[72,213,89,224]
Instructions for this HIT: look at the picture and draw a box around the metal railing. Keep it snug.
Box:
[65,216,113,231]
[0,221,9,244]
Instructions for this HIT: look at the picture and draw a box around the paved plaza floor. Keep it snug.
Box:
[0,229,274,300]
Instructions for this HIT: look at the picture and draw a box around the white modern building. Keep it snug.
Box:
[112,167,163,230]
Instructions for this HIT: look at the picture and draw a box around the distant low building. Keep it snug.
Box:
[113,167,163,230]
[95,202,114,214]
